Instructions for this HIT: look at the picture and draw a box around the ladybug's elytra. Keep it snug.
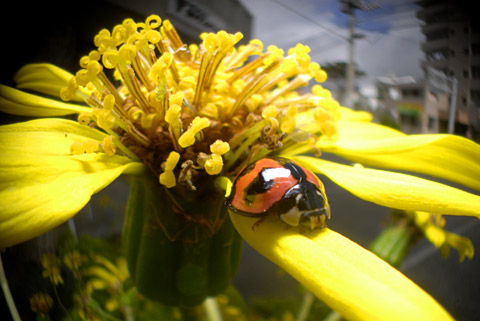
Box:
[227,157,330,230]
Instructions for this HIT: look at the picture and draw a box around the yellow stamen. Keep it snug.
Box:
[102,136,116,156]
[210,139,230,155]
[262,105,278,119]
[165,95,183,145]
[159,151,180,188]
[281,105,297,134]
[96,109,116,130]
[178,117,210,148]
[245,94,263,112]
[78,112,91,125]
[103,94,115,110]
[205,153,223,175]
[309,62,328,83]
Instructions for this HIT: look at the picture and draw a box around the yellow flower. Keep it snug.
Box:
[41,253,63,286]
[410,211,474,262]
[85,255,129,312]
[29,292,54,317]
[1,14,479,320]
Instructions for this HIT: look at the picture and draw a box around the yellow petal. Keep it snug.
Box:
[320,120,480,191]
[229,213,454,321]
[294,156,480,218]
[0,84,91,116]
[13,63,87,102]
[0,119,145,248]
[338,106,373,122]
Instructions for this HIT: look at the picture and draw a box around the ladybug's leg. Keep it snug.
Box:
[252,216,268,230]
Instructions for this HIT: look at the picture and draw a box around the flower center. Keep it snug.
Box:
[62,15,340,193]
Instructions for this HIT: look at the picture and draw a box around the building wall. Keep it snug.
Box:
[417,0,480,139]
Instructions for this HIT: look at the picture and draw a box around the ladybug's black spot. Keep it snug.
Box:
[297,184,326,211]
[243,169,275,205]
[282,162,306,182]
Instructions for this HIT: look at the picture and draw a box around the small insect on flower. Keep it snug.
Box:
[226,157,331,230]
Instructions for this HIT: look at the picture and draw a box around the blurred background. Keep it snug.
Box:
[1,0,479,320]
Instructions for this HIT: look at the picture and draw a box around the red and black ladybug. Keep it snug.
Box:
[227,157,330,230]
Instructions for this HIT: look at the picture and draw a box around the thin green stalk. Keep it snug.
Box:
[296,291,315,321]
[0,253,22,321]
[51,283,73,321]
[204,297,223,321]
[322,310,342,321]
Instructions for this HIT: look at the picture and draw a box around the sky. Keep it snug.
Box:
[239,0,425,97]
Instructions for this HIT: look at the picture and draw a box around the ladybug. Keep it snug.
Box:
[227,157,330,230]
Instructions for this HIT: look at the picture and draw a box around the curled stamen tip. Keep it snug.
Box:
[262,105,278,119]
[102,136,117,155]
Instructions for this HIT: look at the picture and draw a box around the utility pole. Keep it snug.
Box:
[340,0,380,108]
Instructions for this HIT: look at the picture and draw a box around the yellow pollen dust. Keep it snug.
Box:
[70,140,99,155]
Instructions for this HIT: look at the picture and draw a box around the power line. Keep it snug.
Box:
[268,0,348,40]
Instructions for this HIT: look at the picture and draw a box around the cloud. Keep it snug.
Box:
[239,0,424,89]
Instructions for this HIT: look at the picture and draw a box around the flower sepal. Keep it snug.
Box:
[122,174,242,307]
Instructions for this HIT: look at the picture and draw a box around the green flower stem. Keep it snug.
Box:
[180,307,202,321]
[225,133,259,170]
[369,221,417,268]
[51,282,73,321]
[105,129,141,162]
[0,254,21,321]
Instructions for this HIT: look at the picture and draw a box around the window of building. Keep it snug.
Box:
[472,66,480,79]
[471,90,480,105]
[472,43,480,56]
[401,88,421,97]
[428,116,436,129]
[425,10,450,24]
[427,49,449,61]
[426,28,449,41]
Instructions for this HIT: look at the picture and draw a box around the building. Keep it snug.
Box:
[416,0,480,140]
[105,0,253,44]
[376,75,426,134]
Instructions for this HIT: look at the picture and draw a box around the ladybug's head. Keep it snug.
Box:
[277,181,331,230]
